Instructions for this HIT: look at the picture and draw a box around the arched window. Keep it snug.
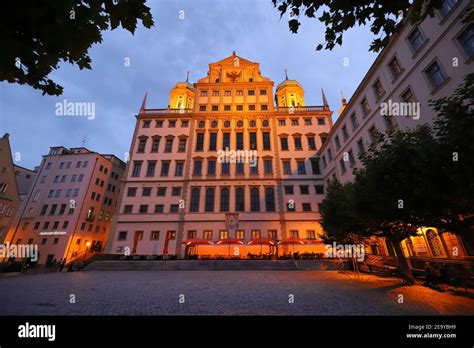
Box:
[190,188,200,212]
[262,120,269,127]
[205,188,215,212]
[198,120,205,128]
[211,120,218,128]
[235,187,245,212]
[220,188,229,212]
[250,187,260,212]
[237,120,243,127]
[265,187,275,211]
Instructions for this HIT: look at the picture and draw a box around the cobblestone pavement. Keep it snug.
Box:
[0,271,473,315]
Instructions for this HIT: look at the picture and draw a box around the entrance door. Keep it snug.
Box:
[132,231,143,254]
[45,254,54,267]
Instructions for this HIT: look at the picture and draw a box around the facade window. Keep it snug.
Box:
[260,105,268,111]
[283,160,291,175]
[156,120,163,128]
[236,132,244,150]
[262,132,271,150]
[235,187,245,211]
[160,162,170,176]
[302,203,311,212]
[300,185,309,195]
[249,132,257,150]
[290,230,299,238]
[265,187,275,211]
[123,205,133,214]
[208,160,216,175]
[357,138,366,156]
[170,205,179,213]
[250,187,260,212]
[248,90,255,95]
[178,139,187,152]
[280,137,289,151]
[200,91,208,97]
[193,160,202,175]
[209,133,217,151]
[169,120,176,128]
[137,138,147,153]
[224,90,231,96]
[205,188,215,212]
[264,159,273,174]
[190,188,200,212]
[236,105,243,111]
[339,159,347,173]
[212,90,219,96]
[284,185,294,194]
[297,161,306,175]
[306,230,316,239]
[334,135,341,150]
[407,27,426,53]
[155,205,164,213]
[439,0,459,17]
[219,230,229,239]
[181,120,189,128]
[224,105,231,111]
[268,230,277,239]
[172,187,181,196]
[401,88,417,103]
[146,162,156,177]
[175,162,184,176]
[236,230,245,240]
[157,188,166,196]
[165,139,173,152]
[151,231,160,240]
[260,89,267,95]
[457,24,474,58]
[350,113,359,130]
[372,79,385,98]
[203,230,213,240]
[196,133,205,151]
[279,119,286,126]
[291,119,299,126]
[211,120,218,128]
[368,126,380,144]
[311,159,321,175]
[249,120,256,127]
[307,136,316,150]
[388,56,403,79]
[132,162,142,177]
[198,120,206,128]
[143,121,151,128]
[220,188,230,212]
[384,115,398,131]
[317,118,325,125]
[236,161,244,175]
[262,120,269,127]
[249,105,256,111]
[223,132,230,149]
[424,61,447,90]
[348,149,356,167]
[251,230,261,239]
[304,118,312,125]
[140,205,148,213]
[221,162,230,175]
[236,90,243,96]
[250,161,258,174]
[287,202,295,211]
[294,137,302,150]
[342,125,349,141]
[211,105,218,111]
[360,97,371,117]
[315,185,324,195]
[78,174,84,182]
[127,187,137,197]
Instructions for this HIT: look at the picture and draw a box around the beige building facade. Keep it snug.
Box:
[107,53,333,258]
[318,0,472,259]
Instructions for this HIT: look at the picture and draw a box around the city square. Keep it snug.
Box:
[1,270,473,316]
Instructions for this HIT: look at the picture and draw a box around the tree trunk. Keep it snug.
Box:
[389,238,416,285]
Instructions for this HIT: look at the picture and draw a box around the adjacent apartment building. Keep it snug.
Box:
[318,0,472,258]
[7,147,125,265]
[106,52,333,258]
[0,134,22,243]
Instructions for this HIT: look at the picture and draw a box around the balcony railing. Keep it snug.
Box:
[141,108,192,115]
[276,106,329,112]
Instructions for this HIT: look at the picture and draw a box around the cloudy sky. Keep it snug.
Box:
[1,0,377,169]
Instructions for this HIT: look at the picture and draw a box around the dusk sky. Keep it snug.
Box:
[1,0,377,170]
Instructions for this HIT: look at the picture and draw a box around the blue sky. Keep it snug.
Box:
[0,0,377,170]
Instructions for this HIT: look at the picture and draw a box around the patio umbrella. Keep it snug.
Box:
[215,237,244,257]
[247,237,277,255]
[278,237,306,254]
[181,238,214,256]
